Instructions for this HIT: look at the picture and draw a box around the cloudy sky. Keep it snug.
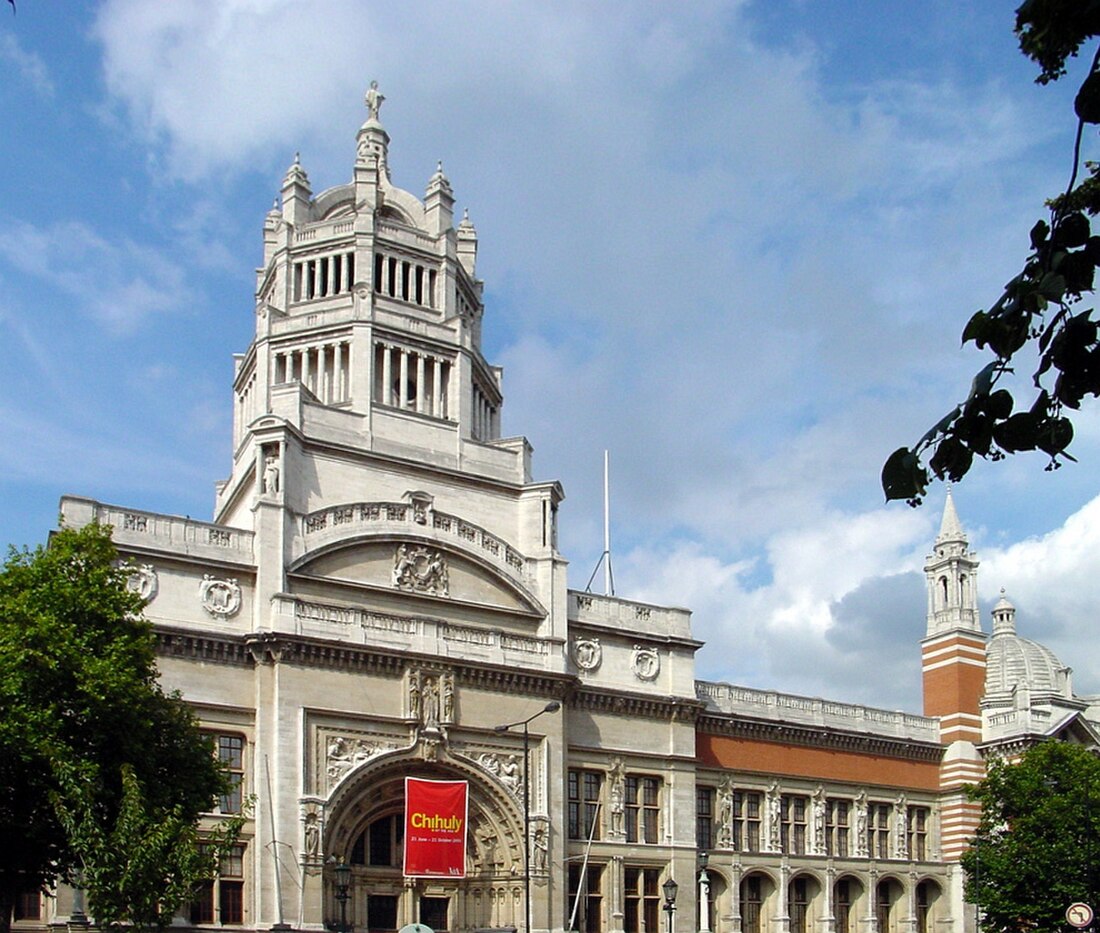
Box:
[3,0,1100,713]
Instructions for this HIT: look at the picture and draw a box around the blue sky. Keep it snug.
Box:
[3,0,1100,711]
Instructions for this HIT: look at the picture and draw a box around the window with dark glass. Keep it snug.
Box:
[868,803,891,858]
[740,874,762,933]
[625,776,660,844]
[14,888,41,922]
[568,863,603,933]
[733,791,761,852]
[780,795,807,855]
[789,877,808,933]
[696,787,714,851]
[915,882,930,933]
[569,770,603,841]
[190,844,245,925]
[624,868,660,933]
[368,894,398,933]
[876,881,893,933]
[826,799,849,857]
[835,880,852,933]
[908,807,929,860]
[420,897,448,932]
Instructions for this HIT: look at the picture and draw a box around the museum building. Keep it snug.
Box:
[17,90,1100,933]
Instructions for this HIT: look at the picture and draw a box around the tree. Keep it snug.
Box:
[961,741,1100,932]
[0,523,236,932]
[883,0,1100,504]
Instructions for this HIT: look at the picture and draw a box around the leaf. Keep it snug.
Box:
[983,389,1015,419]
[882,446,928,502]
[993,411,1041,452]
[962,310,990,347]
[1036,416,1074,455]
[967,361,1001,401]
[1030,218,1051,250]
[1075,69,1100,124]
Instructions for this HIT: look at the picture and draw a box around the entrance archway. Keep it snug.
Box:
[321,749,526,933]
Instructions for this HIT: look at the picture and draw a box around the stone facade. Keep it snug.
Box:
[19,89,1093,933]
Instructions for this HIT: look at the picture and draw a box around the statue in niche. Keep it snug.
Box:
[766,781,782,851]
[408,670,422,720]
[441,673,455,723]
[532,823,548,873]
[262,451,280,494]
[812,785,827,854]
[423,676,440,727]
[365,80,385,120]
[716,777,734,849]
[304,811,320,858]
[608,758,625,837]
[855,790,869,857]
[894,793,908,858]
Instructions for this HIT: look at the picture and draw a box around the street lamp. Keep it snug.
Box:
[494,700,562,933]
[697,852,710,933]
[663,876,679,933]
[333,860,352,933]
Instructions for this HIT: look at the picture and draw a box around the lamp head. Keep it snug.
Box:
[663,876,678,905]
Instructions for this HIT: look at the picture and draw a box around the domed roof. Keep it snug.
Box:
[985,592,1069,695]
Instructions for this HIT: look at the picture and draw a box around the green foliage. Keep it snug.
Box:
[883,2,1100,503]
[962,742,1100,933]
[0,523,232,932]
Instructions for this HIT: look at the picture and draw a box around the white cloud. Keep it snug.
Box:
[0,32,54,97]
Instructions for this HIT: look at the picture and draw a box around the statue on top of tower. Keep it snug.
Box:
[366,80,385,121]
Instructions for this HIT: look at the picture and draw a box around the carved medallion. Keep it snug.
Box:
[200,574,241,618]
[632,645,660,681]
[125,563,158,603]
[393,544,449,596]
[572,636,602,671]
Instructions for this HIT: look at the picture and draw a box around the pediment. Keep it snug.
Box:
[291,538,544,617]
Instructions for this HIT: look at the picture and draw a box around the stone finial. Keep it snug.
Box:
[365,80,385,121]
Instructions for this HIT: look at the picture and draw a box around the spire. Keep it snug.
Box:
[280,153,312,227]
[457,208,478,277]
[425,160,454,236]
[937,485,966,543]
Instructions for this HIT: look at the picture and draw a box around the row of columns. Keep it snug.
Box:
[377,342,450,418]
[374,251,438,309]
[472,384,499,441]
[294,251,354,302]
[274,342,350,405]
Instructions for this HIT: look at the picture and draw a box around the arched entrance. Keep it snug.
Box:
[321,749,526,933]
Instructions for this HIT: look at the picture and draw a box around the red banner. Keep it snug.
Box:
[403,777,468,878]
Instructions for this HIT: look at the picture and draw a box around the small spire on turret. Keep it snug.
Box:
[457,208,478,277]
[936,485,966,543]
[283,152,310,188]
[991,587,1016,636]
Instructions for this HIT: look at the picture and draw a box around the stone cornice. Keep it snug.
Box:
[155,627,255,667]
[574,687,703,723]
[697,713,945,762]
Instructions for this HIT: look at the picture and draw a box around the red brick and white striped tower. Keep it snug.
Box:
[921,488,986,860]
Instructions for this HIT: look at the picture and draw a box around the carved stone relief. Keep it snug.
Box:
[325,734,399,791]
[126,563,158,603]
[393,544,449,596]
[632,645,659,681]
[572,636,601,671]
[478,753,522,799]
[200,575,241,618]
[406,669,456,729]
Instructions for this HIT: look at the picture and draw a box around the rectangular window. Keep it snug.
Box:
[733,791,761,852]
[915,882,930,933]
[826,799,849,857]
[14,889,41,922]
[568,863,603,933]
[368,894,398,933]
[741,875,762,933]
[908,807,929,861]
[868,803,891,858]
[835,880,851,933]
[781,795,807,855]
[789,877,808,933]
[696,787,714,851]
[420,897,448,932]
[625,776,660,844]
[190,844,245,925]
[569,770,603,841]
[216,734,245,813]
[624,868,660,933]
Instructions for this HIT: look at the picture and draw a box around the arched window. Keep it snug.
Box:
[740,875,763,933]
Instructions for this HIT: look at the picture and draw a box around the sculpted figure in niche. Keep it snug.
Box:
[500,755,521,796]
[812,785,826,854]
[304,811,320,857]
[408,671,422,720]
[262,452,280,495]
[532,824,548,873]
[422,677,440,727]
[855,791,869,856]
[716,779,734,849]
[766,781,781,851]
[441,673,455,723]
[608,758,625,837]
[894,793,908,858]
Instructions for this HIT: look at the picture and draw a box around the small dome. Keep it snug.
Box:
[986,628,1067,694]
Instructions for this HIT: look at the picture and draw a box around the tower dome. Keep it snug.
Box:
[984,591,1071,697]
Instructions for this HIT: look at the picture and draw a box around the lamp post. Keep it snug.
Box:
[663,876,679,933]
[697,853,710,933]
[494,700,562,933]
[333,860,352,933]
